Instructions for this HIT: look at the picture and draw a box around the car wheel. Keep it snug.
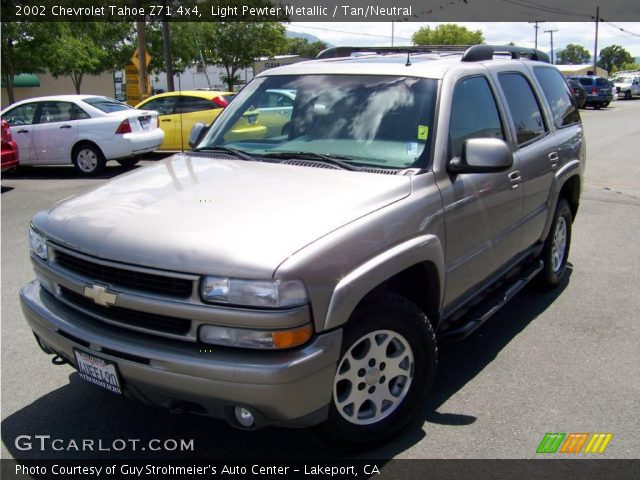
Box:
[117,158,139,169]
[625,90,632,100]
[312,292,437,449]
[73,143,105,176]
[593,103,601,109]
[539,198,572,288]
[603,102,610,107]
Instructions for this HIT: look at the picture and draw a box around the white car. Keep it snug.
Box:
[0,95,164,175]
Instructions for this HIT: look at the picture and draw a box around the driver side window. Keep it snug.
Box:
[449,76,504,158]
[3,103,38,126]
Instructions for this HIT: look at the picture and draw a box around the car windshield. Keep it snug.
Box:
[197,74,438,170]
[615,76,632,83]
[83,96,133,113]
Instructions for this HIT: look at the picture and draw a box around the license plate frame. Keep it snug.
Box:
[73,349,122,395]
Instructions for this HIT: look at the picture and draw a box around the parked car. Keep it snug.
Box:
[0,95,163,175]
[612,73,640,100]
[21,45,584,448]
[135,90,264,151]
[1,119,19,173]
[566,78,587,108]
[567,75,613,109]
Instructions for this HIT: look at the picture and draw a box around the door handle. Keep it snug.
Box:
[508,171,521,189]
[17,129,29,134]
[60,125,72,129]
[548,152,559,168]
[161,119,172,122]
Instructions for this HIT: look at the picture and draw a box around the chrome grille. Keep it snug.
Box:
[60,287,191,335]
[54,250,193,298]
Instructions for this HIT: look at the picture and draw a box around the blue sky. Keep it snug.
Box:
[287,22,640,59]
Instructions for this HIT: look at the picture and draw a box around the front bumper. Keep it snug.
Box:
[20,280,342,428]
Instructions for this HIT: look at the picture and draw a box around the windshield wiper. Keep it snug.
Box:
[192,145,255,161]
[263,151,361,171]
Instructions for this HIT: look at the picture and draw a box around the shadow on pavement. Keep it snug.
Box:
[1,268,572,461]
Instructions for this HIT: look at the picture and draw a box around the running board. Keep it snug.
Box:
[440,260,544,342]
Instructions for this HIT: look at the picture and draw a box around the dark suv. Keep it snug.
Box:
[568,75,613,108]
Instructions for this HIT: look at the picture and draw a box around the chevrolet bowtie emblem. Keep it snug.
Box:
[83,284,118,307]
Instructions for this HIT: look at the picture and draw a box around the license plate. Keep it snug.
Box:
[139,116,150,129]
[74,349,122,394]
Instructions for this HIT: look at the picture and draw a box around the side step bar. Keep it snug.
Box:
[440,260,544,342]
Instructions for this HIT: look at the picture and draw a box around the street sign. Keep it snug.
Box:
[124,63,151,106]
[131,47,152,71]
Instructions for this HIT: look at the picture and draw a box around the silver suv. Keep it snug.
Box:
[21,45,584,448]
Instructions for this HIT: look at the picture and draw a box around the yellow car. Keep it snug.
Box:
[136,91,266,151]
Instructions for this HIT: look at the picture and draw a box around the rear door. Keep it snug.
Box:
[1,102,38,164]
[32,101,85,163]
[174,96,222,150]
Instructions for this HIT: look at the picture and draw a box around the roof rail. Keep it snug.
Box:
[461,45,550,63]
[316,44,550,64]
[315,45,470,60]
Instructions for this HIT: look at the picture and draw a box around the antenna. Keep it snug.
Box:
[406,51,412,67]
[178,72,184,153]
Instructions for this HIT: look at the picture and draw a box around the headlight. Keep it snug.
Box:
[199,324,313,350]
[29,226,48,260]
[200,276,308,308]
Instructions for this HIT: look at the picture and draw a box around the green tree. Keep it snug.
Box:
[557,44,591,65]
[41,22,133,93]
[412,24,484,45]
[598,45,634,74]
[1,22,45,104]
[200,22,287,91]
[145,21,200,75]
[281,38,328,59]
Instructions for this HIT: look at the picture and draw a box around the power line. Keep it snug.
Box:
[288,24,412,42]
[602,21,640,38]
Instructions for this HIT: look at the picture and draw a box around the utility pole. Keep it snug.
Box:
[135,0,148,98]
[162,20,174,92]
[593,6,600,75]
[545,29,559,64]
[528,21,545,49]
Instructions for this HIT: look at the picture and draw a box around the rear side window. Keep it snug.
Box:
[578,78,591,86]
[595,77,607,86]
[534,68,580,128]
[498,73,547,146]
[449,76,504,158]
[176,96,217,113]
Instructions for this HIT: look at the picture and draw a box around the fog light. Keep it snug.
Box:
[234,407,255,427]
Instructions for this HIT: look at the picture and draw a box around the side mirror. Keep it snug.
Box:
[188,122,208,149]
[449,138,513,174]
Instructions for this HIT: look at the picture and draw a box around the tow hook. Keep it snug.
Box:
[51,355,68,365]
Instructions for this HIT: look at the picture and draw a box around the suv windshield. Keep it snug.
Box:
[198,74,438,169]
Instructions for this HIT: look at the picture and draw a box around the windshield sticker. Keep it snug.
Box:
[418,125,429,141]
[406,142,419,156]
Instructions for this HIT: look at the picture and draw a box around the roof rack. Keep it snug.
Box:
[315,44,550,64]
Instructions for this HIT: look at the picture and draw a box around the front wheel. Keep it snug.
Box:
[313,293,437,449]
[73,143,105,176]
[539,199,572,288]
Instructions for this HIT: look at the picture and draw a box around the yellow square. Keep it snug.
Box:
[418,125,429,141]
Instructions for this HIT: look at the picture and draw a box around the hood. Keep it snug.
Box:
[35,154,411,278]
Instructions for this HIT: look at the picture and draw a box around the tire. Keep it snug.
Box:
[73,143,105,176]
[593,103,601,110]
[603,102,610,107]
[539,198,572,288]
[117,158,139,169]
[625,91,632,100]
[312,292,437,450]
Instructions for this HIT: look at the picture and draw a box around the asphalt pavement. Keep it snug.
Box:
[1,100,639,461]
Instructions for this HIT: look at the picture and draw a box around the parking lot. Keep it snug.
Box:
[1,100,639,460]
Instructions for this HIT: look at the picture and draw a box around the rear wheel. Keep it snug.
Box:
[625,90,632,100]
[593,103,601,110]
[313,293,437,449]
[73,143,105,176]
[539,199,572,288]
